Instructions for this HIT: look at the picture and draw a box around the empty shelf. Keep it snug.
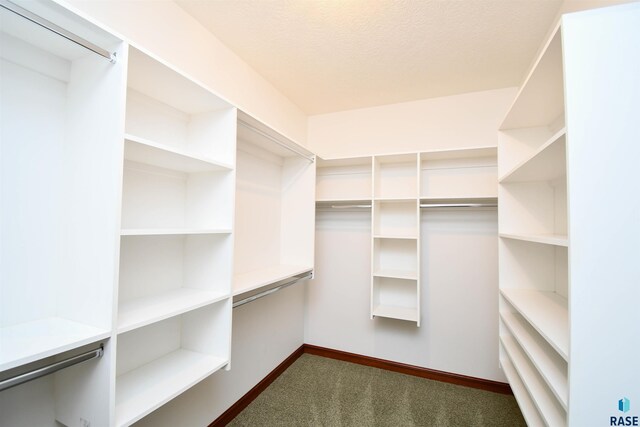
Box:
[117,288,229,334]
[115,349,226,427]
[0,317,110,372]
[124,134,233,173]
[233,265,313,296]
[372,305,418,322]
[501,335,566,427]
[501,289,568,360]
[500,233,568,247]
[373,269,418,281]
[121,228,232,236]
[501,312,568,409]
[500,129,566,183]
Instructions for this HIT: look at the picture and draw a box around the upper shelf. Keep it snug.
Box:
[501,26,564,130]
[124,134,233,173]
[500,129,566,183]
[233,264,313,297]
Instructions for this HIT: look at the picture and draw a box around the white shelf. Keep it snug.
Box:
[121,229,232,236]
[373,235,418,240]
[115,349,226,427]
[0,317,110,372]
[500,357,545,427]
[316,198,371,203]
[372,305,418,322]
[500,233,568,247]
[233,265,313,296]
[501,335,566,427]
[117,288,229,334]
[501,311,568,409]
[374,197,418,202]
[500,129,566,183]
[501,289,568,360]
[373,269,418,281]
[124,134,233,173]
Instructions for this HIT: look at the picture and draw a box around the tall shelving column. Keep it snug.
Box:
[498,23,568,427]
[115,46,236,427]
[371,154,420,325]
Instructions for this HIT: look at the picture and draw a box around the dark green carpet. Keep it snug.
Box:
[229,354,525,426]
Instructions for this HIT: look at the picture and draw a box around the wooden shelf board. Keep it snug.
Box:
[501,311,568,409]
[500,233,568,247]
[233,265,313,296]
[373,269,418,281]
[373,235,418,240]
[500,356,545,427]
[121,228,232,236]
[500,289,568,361]
[372,305,418,322]
[115,349,227,427]
[0,317,110,372]
[501,335,566,426]
[373,197,418,202]
[117,288,229,334]
[499,128,566,183]
[124,134,233,173]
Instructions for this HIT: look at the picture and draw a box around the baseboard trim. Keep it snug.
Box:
[210,343,512,425]
[208,344,305,427]
[303,344,513,395]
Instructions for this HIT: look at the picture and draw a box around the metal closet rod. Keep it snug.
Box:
[0,0,116,63]
[420,203,497,208]
[233,272,313,308]
[238,118,315,163]
[0,345,104,392]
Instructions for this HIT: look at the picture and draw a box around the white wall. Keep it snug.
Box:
[58,0,308,145]
[307,88,517,158]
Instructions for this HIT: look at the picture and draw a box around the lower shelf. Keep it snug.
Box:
[117,288,229,334]
[233,264,313,296]
[0,317,110,372]
[372,305,418,323]
[500,356,545,427]
[115,349,227,427]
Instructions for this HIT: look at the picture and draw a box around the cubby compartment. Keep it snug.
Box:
[118,234,232,333]
[316,157,372,202]
[120,161,234,232]
[125,48,236,167]
[373,154,418,199]
[233,112,315,295]
[371,277,419,323]
[373,200,418,238]
[373,238,418,282]
[115,302,230,427]
[420,148,497,199]
[0,4,124,372]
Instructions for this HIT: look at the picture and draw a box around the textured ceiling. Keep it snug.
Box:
[176,0,563,115]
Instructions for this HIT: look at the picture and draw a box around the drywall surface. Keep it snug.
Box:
[308,209,503,382]
[58,0,307,146]
[307,87,516,158]
[133,284,306,427]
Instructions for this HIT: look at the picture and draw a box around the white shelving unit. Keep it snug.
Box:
[498,4,640,425]
[316,156,372,203]
[0,1,126,425]
[233,111,315,298]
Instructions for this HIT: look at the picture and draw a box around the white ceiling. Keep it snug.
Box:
[176,0,563,115]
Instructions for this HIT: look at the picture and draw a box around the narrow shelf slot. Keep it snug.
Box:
[500,357,545,427]
[117,288,229,334]
[500,129,566,183]
[501,289,568,360]
[115,349,226,427]
[124,134,233,173]
[501,312,568,409]
[501,335,566,426]
[500,233,568,247]
[0,318,109,372]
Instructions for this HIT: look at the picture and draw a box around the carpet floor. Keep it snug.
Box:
[228,354,526,426]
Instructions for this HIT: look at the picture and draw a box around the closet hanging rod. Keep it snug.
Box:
[0,345,104,392]
[0,0,116,63]
[233,272,313,308]
[420,203,497,209]
[237,118,315,163]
